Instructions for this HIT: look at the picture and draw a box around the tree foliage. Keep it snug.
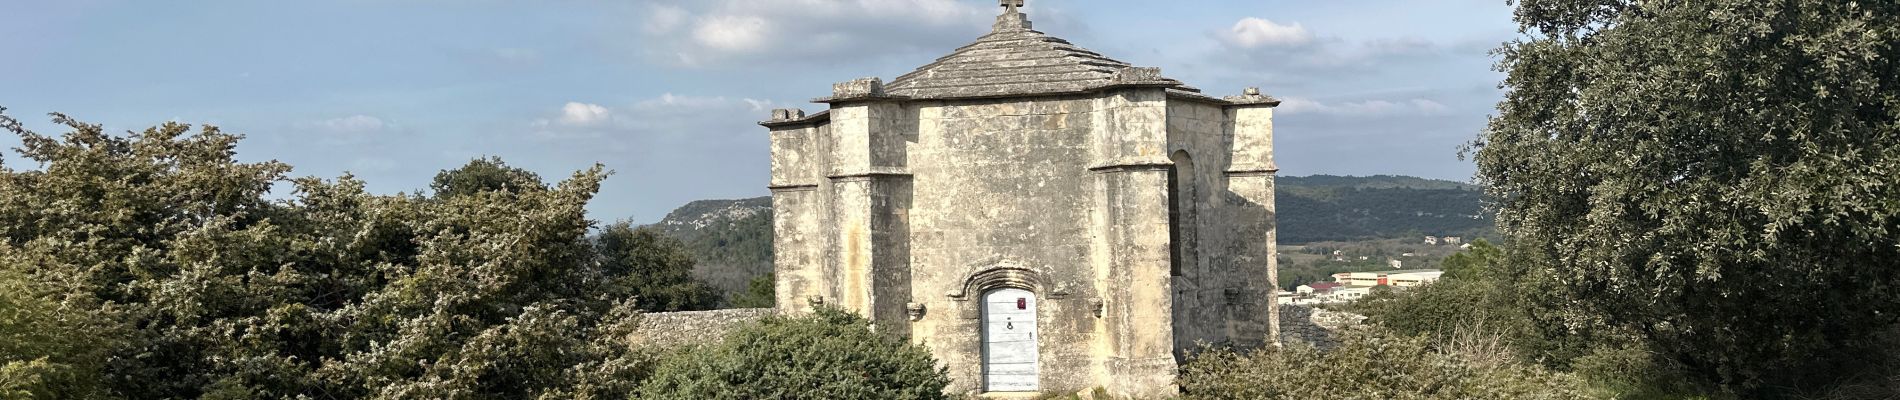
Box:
[727,273,776,309]
[1479,0,1900,394]
[637,307,950,400]
[1356,242,1527,343]
[596,222,720,312]
[0,111,661,399]
[430,156,545,198]
[0,269,118,399]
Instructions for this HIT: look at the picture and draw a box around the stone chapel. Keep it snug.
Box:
[759,1,1281,397]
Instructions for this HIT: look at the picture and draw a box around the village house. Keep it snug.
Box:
[1332,269,1444,287]
[1296,282,1344,296]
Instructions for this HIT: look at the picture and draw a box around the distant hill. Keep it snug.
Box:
[648,197,772,300]
[650,175,1492,293]
[1276,175,1492,244]
[1279,174,1478,191]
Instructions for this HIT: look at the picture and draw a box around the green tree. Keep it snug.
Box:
[1477,0,1900,394]
[0,269,118,399]
[728,273,776,309]
[431,156,545,198]
[597,222,720,312]
[0,110,657,398]
[637,307,950,400]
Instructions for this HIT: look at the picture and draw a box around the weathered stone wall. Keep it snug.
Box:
[1166,99,1278,354]
[628,308,775,349]
[770,120,830,314]
[902,94,1106,395]
[764,87,1274,399]
[1276,304,1365,349]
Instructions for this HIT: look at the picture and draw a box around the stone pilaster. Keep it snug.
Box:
[824,78,915,326]
[1224,90,1281,346]
[1088,88,1178,399]
[764,110,827,315]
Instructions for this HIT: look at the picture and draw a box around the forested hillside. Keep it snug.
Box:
[648,198,773,301]
[1275,175,1492,243]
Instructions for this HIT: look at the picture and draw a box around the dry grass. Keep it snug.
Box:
[1436,320,1517,369]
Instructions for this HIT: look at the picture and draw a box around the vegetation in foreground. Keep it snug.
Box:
[1180,329,1591,400]
[1472,0,1899,397]
[0,111,716,398]
[638,307,950,400]
[3,0,1897,397]
[0,109,946,399]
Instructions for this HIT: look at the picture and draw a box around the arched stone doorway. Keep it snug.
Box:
[981,287,1039,392]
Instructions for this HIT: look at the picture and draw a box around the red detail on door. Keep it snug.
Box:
[1017,298,1027,310]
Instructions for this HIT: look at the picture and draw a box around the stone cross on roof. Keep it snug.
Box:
[1001,0,1023,10]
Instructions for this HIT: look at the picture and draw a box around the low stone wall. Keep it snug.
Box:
[1277,304,1366,349]
[630,308,776,349]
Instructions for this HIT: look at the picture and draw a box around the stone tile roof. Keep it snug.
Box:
[880,7,1198,100]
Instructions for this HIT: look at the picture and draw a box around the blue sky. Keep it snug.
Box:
[2,0,1520,224]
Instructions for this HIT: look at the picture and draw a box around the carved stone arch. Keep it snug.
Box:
[945,259,1070,319]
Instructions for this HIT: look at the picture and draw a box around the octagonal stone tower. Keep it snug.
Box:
[760,2,1280,397]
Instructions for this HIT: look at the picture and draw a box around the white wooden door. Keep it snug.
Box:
[982,288,1039,392]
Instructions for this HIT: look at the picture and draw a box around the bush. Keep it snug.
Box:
[637,307,950,400]
[1178,329,1592,400]
[0,112,664,398]
[1569,344,1708,400]
[1354,241,1594,368]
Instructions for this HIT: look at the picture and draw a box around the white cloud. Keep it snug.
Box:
[532,95,783,142]
[741,98,773,111]
[1211,17,1445,75]
[692,15,771,52]
[295,115,395,146]
[1220,18,1313,48]
[1365,37,1437,55]
[1409,99,1450,113]
[1277,97,1452,116]
[629,0,994,67]
[319,115,386,133]
[645,4,689,35]
[557,102,612,126]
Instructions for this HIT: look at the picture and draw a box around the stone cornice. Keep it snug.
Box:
[1224,169,1280,177]
[826,171,914,182]
[1087,161,1173,173]
[767,183,819,192]
[1221,87,1282,107]
[759,109,830,128]
[811,94,912,104]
